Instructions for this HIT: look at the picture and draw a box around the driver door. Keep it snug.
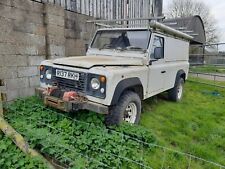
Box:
[147,35,166,96]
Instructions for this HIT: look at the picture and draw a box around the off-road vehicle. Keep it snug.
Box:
[37,20,192,125]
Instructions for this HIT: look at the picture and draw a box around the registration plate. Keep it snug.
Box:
[56,69,79,81]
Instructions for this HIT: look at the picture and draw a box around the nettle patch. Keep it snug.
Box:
[0,132,47,169]
[5,97,157,169]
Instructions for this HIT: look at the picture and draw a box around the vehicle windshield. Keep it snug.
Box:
[91,30,151,52]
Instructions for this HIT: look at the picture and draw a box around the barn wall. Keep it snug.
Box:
[0,0,93,101]
[32,0,155,20]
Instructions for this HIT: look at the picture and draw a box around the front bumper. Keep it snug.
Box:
[35,88,109,114]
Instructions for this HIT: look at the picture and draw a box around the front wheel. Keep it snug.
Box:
[105,91,141,126]
[168,78,184,102]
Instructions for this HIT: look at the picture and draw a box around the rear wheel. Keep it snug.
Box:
[105,91,141,126]
[168,78,184,102]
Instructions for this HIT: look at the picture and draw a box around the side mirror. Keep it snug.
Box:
[154,47,163,60]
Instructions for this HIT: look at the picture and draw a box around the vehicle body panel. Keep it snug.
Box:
[39,26,190,114]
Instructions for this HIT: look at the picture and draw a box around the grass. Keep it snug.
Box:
[2,78,225,168]
[141,79,225,167]
[190,65,225,74]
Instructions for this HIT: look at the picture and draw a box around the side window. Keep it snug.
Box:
[150,36,164,59]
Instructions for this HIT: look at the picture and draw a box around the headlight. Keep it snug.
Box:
[91,78,100,90]
[46,69,52,80]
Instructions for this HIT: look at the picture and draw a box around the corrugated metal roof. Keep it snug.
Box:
[163,15,206,44]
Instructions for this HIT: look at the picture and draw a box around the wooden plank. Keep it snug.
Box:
[60,0,65,7]
[104,0,107,19]
[66,0,71,11]
[81,0,85,14]
[98,0,100,18]
[76,0,81,13]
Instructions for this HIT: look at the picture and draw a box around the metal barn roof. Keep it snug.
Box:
[163,15,206,44]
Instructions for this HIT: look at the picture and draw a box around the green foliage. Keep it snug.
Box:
[5,97,156,169]
[3,79,225,168]
[0,132,47,169]
[141,80,225,168]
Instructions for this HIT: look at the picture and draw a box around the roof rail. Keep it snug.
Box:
[87,17,193,41]
[150,21,193,40]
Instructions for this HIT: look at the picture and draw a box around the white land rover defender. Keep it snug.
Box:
[37,20,192,125]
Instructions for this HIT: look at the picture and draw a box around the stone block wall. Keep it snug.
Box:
[0,0,93,102]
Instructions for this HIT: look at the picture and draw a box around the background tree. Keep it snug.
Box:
[167,0,218,43]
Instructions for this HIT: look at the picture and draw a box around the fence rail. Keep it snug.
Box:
[189,71,225,88]
[32,0,154,21]
[190,43,225,65]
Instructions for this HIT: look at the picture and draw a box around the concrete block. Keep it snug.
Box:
[0,5,43,24]
[6,78,29,90]
[29,76,40,87]
[18,87,35,98]
[0,86,7,92]
[65,39,85,49]
[65,29,81,39]
[0,55,4,66]
[0,44,25,55]
[11,31,46,46]
[0,16,13,33]
[3,55,28,67]
[13,21,46,36]
[12,0,44,14]
[6,89,19,101]
[66,47,86,57]
[49,45,65,57]
[0,4,13,20]
[81,32,91,41]
[0,0,11,6]
[65,19,81,31]
[0,44,45,55]
[45,14,64,27]
[48,35,65,46]
[44,3,65,17]
[28,56,45,66]
[0,67,18,79]
[12,7,44,25]
[46,24,65,37]
[18,66,39,77]
[0,31,15,44]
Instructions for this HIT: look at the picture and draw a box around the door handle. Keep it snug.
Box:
[161,71,166,74]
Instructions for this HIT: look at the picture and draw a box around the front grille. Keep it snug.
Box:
[52,68,87,93]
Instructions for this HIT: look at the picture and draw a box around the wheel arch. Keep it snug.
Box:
[175,69,186,86]
[111,78,144,105]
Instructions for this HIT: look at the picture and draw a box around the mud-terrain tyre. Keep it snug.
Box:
[168,78,184,102]
[105,91,141,126]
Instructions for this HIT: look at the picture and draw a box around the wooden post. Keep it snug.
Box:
[0,116,55,169]
[0,93,3,116]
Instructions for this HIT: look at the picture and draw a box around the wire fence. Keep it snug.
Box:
[190,43,225,66]
[189,71,225,88]
[3,99,225,169]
